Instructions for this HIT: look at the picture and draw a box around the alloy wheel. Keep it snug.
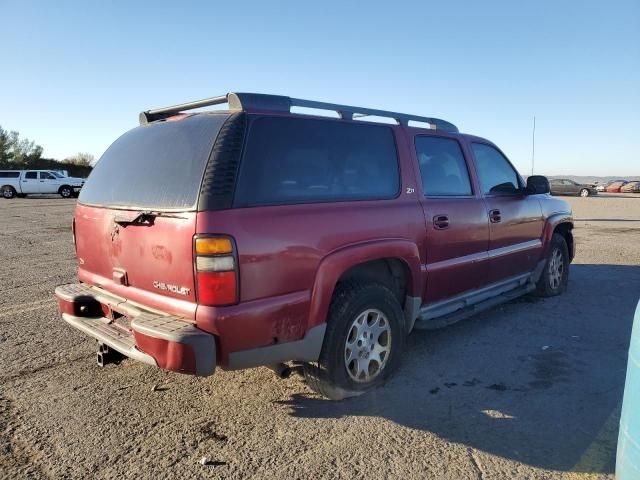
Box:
[344,309,391,383]
[548,247,564,290]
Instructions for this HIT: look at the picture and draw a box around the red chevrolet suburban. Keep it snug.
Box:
[56,92,574,399]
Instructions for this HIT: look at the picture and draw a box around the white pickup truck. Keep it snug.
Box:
[0,170,85,199]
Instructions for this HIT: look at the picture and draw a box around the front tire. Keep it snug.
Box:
[59,186,73,198]
[304,282,405,400]
[579,188,590,197]
[535,233,569,297]
[1,186,16,199]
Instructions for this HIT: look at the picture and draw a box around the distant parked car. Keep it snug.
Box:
[621,181,640,193]
[549,178,597,197]
[0,170,85,199]
[597,180,628,192]
[606,181,629,193]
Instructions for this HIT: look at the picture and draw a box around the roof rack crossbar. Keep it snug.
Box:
[139,92,458,133]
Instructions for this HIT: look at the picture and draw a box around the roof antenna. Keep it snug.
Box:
[531,116,536,176]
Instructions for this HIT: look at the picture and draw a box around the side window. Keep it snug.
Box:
[25,171,37,179]
[415,136,472,196]
[471,143,521,195]
[40,172,55,180]
[234,117,399,207]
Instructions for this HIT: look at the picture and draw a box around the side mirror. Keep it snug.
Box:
[526,175,550,195]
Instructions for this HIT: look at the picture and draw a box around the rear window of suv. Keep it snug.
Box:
[234,116,399,207]
[79,114,229,210]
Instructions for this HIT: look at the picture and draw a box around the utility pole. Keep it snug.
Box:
[531,116,536,176]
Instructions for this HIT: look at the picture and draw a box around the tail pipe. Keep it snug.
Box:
[267,363,292,379]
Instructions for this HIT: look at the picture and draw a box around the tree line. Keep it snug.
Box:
[0,125,94,177]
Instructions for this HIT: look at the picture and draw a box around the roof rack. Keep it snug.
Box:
[139,92,459,133]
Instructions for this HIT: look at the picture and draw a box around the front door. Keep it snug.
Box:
[469,143,544,284]
[39,171,59,193]
[564,180,580,195]
[414,135,490,304]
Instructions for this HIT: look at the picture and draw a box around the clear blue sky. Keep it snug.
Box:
[1,0,638,176]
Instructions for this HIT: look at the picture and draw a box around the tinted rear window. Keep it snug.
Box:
[0,171,20,178]
[234,116,399,207]
[415,136,472,196]
[79,114,229,210]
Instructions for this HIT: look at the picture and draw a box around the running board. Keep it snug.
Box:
[413,281,536,330]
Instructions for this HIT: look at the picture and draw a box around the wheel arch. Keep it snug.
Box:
[307,239,422,334]
[543,214,574,261]
[1,185,17,197]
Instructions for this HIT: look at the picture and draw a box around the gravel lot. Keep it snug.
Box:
[1,194,639,479]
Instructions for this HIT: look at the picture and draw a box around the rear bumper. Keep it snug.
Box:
[55,283,216,376]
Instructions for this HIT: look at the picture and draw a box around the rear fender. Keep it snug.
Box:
[307,239,422,331]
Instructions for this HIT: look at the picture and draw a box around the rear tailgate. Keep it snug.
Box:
[75,205,198,318]
[74,113,231,319]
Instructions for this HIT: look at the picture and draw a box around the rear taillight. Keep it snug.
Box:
[194,236,238,306]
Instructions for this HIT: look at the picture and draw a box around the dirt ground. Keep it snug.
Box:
[1,194,639,480]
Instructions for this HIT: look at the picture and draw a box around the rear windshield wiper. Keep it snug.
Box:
[114,211,187,227]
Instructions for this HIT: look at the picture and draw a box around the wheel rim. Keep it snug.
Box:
[580,189,589,197]
[62,188,71,197]
[548,247,564,290]
[2,188,11,198]
[344,308,391,383]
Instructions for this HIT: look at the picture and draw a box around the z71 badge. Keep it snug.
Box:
[152,281,190,296]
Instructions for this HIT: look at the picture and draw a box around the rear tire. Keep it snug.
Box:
[535,233,569,297]
[303,281,405,400]
[1,186,16,199]
[59,186,73,198]
[579,188,590,197]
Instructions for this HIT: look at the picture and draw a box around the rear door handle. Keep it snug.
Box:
[433,214,450,230]
[489,209,501,223]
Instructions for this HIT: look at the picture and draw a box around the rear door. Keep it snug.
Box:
[75,113,230,319]
[414,135,489,303]
[549,179,563,195]
[21,171,40,193]
[470,143,544,284]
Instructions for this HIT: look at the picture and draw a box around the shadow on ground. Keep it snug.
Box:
[279,264,640,474]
